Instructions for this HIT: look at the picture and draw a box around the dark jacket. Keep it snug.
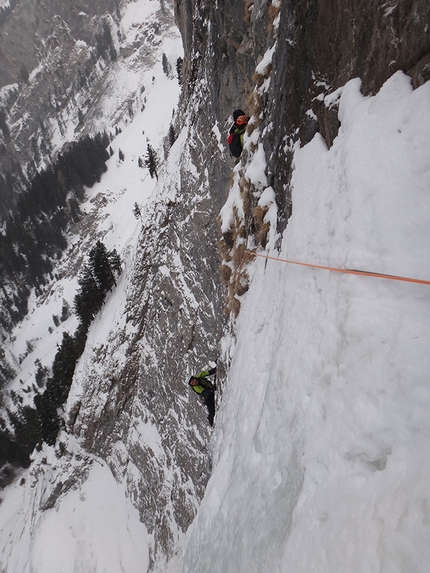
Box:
[189,368,217,426]
[228,124,246,157]
[228,109,248,157]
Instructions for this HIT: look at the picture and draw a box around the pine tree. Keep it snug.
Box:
[168,124,176,147]
[0,348,16,388]
[74,265,104,328]
[162,53,172,77]
[61,299,71,322]
[176,57,183,85]
[34,359,48,388]
[107,248,122,277]
[73,322,88,356]
[133,202,142,220]
[0,423,32,469]
[144,144,159,180]
[50,332,79,400]
[89,241,117,293]
[74,241,122,328]
[7,404,42,460]
[33,393,60,446]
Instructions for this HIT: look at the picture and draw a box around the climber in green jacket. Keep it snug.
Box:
[188,367,217,426]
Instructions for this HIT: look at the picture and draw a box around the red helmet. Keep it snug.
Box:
[236,115,249,126]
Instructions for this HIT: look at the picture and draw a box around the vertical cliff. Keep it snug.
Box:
[174,0,430,316]
[176,0,430,234]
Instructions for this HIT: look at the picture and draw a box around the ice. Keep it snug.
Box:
[182,72,430,573]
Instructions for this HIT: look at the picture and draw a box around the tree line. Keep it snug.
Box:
[0,241,122,477]
[0,133,110,332]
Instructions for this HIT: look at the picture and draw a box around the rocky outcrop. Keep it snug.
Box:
[68,183,226,561]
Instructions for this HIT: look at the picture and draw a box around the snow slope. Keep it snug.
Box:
[182,72,430,572]
[0,439,151,573]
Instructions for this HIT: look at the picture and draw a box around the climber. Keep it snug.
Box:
[228,109,250,158]
[188,367,217,426]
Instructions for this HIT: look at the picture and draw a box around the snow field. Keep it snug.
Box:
[0,444,151,573]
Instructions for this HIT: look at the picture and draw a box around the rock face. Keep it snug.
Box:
[67,168,227,562]
[0,0,118,220]
[266,0,430,229]
[175,0,430,235]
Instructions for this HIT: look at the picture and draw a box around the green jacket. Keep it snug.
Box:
[190,369,216,395]
[235,125,246,146]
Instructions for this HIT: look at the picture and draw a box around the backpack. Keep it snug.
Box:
[228,127,244,157]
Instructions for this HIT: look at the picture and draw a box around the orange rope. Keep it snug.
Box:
[246,251,430,286]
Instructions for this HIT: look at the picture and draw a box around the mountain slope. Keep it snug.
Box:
[1,0,228,569]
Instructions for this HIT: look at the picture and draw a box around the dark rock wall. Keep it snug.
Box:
[175,0,256,137]
[269,0,430,230]
[176,0,430,233]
